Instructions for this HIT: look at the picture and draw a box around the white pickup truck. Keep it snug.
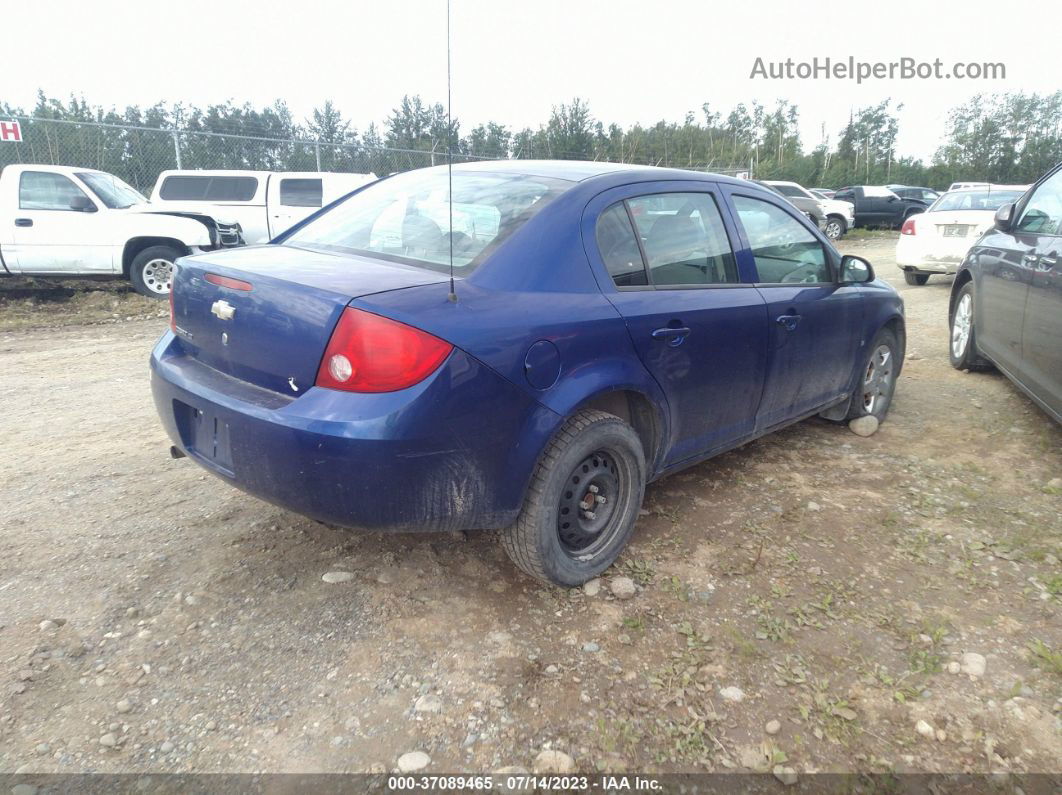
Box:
[150,169,377,244]
[0,164,243,297]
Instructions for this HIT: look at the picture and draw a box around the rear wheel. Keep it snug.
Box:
[130,245,181,298]
[949,282,990,370]
[904,272,930,286]
[501,410,646,586]
[846,327,901,421]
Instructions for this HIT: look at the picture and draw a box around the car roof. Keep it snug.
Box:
[445,159,754,187]
[945,184,1029,192]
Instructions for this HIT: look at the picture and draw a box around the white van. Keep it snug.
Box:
[150,170,376,243]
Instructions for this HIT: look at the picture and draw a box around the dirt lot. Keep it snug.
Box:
[1,235,1060,779]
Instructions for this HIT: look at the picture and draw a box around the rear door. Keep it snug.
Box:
[11,170,113,273]
[586,182,769,465]
[724,188,863,429]
[1016,168,1062,417]
[267,176,323,238]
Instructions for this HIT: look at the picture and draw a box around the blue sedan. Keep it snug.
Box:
[151,161,905,586]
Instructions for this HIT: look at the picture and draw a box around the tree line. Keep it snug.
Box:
[2,89,1061,192]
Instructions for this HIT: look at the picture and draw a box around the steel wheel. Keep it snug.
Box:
[951,293,973,359]
[141,258,174,295]
[862,343,894,415]
[557,450,625,559]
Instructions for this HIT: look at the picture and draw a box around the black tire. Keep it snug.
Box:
[949,281,990,371]
[846,326,902,421]
[501,410,646,586]
[130,245,181,298]
[904,272,930,286]
[823,216,847,241]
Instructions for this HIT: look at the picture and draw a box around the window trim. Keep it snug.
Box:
[727,190,837,286]
[600,189,746,291]
[18,170,94,212]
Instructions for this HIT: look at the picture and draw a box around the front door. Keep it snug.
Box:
[588,185,769,466]
[1016,168,1062,417]
[726,190,863,429]
[11,170,112,273]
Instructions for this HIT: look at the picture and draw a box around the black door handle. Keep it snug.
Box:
[776,314,802,331]
[14,218,32,227]
[651,326,691,346]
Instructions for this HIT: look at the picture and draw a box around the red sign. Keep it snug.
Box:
[1,120,22,142]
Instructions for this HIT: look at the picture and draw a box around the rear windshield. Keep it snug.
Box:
[929,190,1025,212]
[159,175,259,202]
[283,169,569,273]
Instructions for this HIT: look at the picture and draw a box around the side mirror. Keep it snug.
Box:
[994,202,1015,232]
[70,195,97,213]
[839,254,874,284]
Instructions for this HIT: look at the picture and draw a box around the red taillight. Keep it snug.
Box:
[205,273,253,291]
[900,218,917,235]
[315,308,453,393]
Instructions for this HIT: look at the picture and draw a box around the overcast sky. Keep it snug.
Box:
[5,0,1056,162]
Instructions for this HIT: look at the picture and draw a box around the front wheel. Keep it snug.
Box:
[823,216,847,241]
[130,245,181,298]
[501,410,646,586]
[949,282,989,370]
[904,272,930,286]
[846,327,901,421]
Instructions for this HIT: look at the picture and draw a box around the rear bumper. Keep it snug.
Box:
[150,332,559,531]
[895,238,968,274]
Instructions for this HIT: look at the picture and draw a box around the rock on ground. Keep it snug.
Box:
[609,577,637,600]
[960,652,987,677]
[849,415,880,437]
[720,686,745,702]
[397,751,431,772]
[533,749,576,774]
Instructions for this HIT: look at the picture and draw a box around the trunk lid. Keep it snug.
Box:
[171,243,446,395]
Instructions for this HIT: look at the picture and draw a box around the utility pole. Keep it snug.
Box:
[171,130,182,169]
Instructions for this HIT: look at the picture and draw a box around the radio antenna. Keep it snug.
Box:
[445,0,457,303]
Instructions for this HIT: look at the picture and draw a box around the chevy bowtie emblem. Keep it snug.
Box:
[211,300,236,320]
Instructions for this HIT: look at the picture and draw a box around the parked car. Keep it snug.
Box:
[0,164,242,296]
[152,160,905,586]
[150,169,377,244]
[888,185,941,203]
[811,188,836,199]
[833,185,930,228]
[949,163,1060,423]
[762,180,853,240]
[754,180,826,230]
[896,185,1030,284]
[949,181,990,191]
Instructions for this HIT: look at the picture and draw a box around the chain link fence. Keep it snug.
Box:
[0,116,752,193]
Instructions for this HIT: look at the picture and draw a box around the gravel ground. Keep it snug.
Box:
[1,235,1060,778]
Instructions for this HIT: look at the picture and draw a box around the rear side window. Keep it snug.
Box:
[733,195,830,283]
[596,203,646,287]
[279,178,323,207]
[627,193,739,286]
[19,171,89,210]
[159,176,258,202]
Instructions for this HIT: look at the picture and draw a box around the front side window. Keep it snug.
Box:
[285,170,568,273]
[733,195,830,284]
[596,203,646,287]
[1016,170,1062,236]
[626,192,739,286]
[159,176,259,202]
[279,178,323,208]
[19,171,90,210]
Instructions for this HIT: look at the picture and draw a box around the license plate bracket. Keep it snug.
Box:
[174,400,235,475]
